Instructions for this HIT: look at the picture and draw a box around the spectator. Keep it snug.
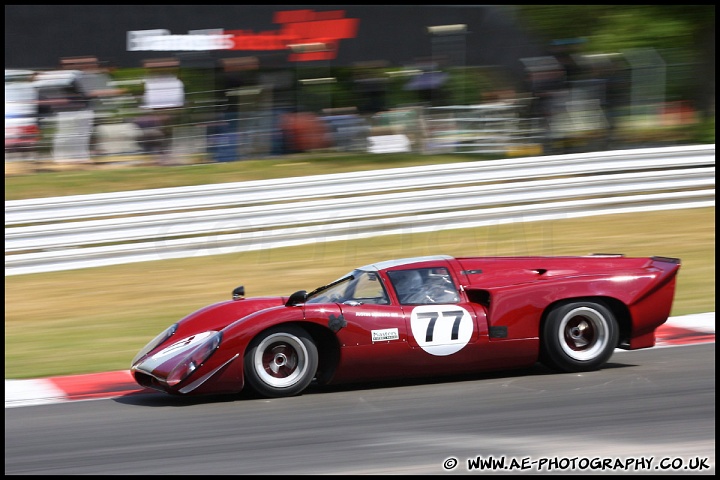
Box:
[50,56,124,164]
[521,55,566,154]
[208,56,259,161]
[603,54,631,149]
[136,58,185,165]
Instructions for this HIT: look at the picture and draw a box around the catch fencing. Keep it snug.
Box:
[5,144,715,276]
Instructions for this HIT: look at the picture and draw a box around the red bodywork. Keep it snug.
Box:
[130,254,681,396]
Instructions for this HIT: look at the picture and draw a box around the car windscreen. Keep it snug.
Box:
[306,270,389,305]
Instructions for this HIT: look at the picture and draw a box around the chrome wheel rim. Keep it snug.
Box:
[253,332,308,388]
[557,306,609,361]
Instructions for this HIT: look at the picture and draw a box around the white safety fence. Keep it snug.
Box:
[5,145,715,276]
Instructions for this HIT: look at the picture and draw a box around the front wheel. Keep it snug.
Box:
[244,325,318,398]
[540,301,619,373]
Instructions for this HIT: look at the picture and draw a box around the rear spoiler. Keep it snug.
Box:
[650,256,681,264]
[588,253,681,265]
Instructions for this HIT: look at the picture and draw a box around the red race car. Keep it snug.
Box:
[131,254,681,398]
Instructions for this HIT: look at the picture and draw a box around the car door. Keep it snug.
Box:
[334,269,409,348]
[386,264,490,373]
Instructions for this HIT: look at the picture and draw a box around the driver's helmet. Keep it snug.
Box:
[391,269,424,302]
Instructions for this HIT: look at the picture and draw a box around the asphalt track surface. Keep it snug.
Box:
[4,313,715,475]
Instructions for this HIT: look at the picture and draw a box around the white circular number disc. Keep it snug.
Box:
[410,305,473,356]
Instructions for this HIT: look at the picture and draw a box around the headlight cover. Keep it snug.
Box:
[131,323,178,367]
[166,331,223,386]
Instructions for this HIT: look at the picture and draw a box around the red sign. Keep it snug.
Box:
[127,9,359,62]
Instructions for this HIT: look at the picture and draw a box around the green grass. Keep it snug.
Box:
[4,153,715,379]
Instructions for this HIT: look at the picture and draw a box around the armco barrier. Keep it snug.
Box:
[5,145,715,276]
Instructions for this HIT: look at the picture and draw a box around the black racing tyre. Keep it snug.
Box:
[244,325,318,398]
[540,301,619,373]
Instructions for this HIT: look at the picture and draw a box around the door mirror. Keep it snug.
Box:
[285,290,307,306]
[232,285,245,300]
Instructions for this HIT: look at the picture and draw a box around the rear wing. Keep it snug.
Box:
[650,256,681,265]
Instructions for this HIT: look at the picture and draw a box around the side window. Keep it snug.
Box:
[352,271,389,304]
[388,267,460,305]
[388,269,424,304]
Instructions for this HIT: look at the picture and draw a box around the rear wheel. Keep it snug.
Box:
[541,301,619,372]
[244,325,318,398]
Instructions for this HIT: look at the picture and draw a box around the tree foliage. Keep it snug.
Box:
[514,5,715,118]
[515,5,714,55]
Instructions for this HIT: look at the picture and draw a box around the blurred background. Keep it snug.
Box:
[4,5,715,169]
